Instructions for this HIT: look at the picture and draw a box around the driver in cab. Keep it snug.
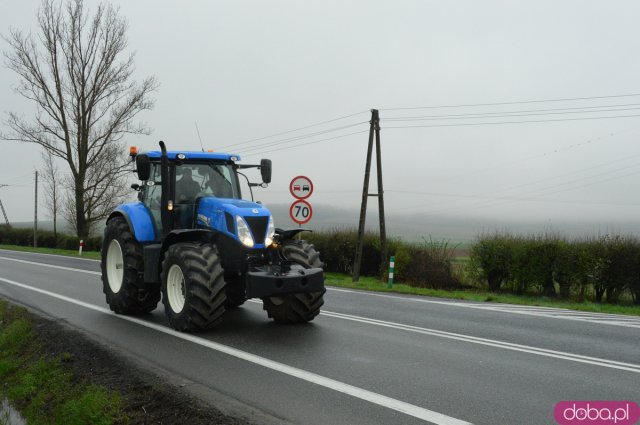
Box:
[176,168,200,204]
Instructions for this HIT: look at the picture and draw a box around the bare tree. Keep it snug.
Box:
[41,150,61,240]
[2,0,158,238]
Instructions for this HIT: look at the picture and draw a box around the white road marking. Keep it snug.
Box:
[0,276,472,425]
[0,256,101,276]
[248,300,640,374]
[327,287,640,329]
[0,249,100,263]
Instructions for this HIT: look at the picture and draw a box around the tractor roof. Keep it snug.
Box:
[144,150,241,161]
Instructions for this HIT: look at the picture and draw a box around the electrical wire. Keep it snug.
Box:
[382,106,640,122]
[383,113,640,129]
[381,93,640,111]
[238,121,368,154]
[244,130,369,156]
[216,110,370,151]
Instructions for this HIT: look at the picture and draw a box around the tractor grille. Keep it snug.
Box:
[244,216,268,245]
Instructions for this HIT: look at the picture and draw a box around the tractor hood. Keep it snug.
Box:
[196,196,273,248]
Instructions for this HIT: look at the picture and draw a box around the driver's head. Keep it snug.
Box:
[181,168,192,179]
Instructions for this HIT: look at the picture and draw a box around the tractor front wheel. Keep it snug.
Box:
[262,240,325,323]
[161,243,226,331]
[101,217,160,314]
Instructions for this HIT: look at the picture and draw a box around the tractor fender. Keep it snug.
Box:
[108,202,156,243]
[160,229,217,258]
[275,228,311,242]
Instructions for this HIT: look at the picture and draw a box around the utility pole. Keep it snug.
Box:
[352,109,387,282]
[0,184,10,227]
[34,171,38,248]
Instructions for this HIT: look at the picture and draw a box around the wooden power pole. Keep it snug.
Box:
[352,109,387,282]
[34,171,38,248]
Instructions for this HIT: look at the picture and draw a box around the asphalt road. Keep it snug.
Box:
[0,248,638,425]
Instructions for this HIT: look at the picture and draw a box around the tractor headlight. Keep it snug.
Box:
[265,215,275,246]
[236,216,254,248]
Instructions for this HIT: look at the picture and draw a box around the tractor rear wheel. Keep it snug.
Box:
[262,240,325,323]
[101,217,160,314]
[161,243,226,331]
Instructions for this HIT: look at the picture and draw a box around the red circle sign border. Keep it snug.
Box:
[289,175,314,200]
[289,199,313,225]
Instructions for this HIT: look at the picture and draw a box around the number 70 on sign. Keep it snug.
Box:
[289,199,313,225]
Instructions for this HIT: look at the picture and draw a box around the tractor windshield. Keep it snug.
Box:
[175,162,240,202]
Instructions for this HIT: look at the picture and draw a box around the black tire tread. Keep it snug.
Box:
[161,243,226,331]
[101,217,160,314]
[262,240,325,324]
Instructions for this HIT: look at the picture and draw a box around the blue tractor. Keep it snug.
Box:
[100,141,325,331]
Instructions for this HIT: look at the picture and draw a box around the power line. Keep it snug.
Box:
[217,110,370,151]
[381,93,640,111]
[384,113,640,129]
[232,121,368,154]
[382,105,640,122]
[244,130,369,156]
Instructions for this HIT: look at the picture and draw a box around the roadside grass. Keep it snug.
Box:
[325,273,640,317]
[0,301,126,425]
[0,245,637,317]
[0,244,101,260]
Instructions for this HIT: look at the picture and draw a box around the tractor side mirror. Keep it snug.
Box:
[136,154,151,181]
[260,159,272,184]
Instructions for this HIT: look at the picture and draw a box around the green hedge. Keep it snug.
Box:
[468,232,640,304]
[0,226,102,252]
[305,229,461,289]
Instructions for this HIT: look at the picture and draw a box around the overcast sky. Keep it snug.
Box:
[2,0,640,234]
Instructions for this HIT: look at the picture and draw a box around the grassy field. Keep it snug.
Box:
[1,245,638,317]
[325,273,640,316]
[0,301,125,424]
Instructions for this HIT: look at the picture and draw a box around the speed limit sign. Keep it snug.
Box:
[289,199,313,225]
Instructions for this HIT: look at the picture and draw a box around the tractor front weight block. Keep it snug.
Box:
[246,266,324,299]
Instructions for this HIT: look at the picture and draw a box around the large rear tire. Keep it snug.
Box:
[262,240,325,323]
[101,217,160,314]
[161,243,226,331]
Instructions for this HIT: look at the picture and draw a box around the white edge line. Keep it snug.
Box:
[0,276,472,425]
[326,288,640,328]
[0,248,100,263]
[320,311,640,373]
[0,256,101,275]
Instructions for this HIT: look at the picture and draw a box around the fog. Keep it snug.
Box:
[2,0,640,238]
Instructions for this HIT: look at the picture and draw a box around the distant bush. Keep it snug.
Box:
[468,232,640,304]
[0,225,101,252]
[305,229,461,289]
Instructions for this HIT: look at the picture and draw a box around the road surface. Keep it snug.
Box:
[0,249,638,425]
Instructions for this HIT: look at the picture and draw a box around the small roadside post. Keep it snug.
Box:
[387,256,395,288]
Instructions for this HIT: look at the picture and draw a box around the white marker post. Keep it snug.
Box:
[78,239,84,256]
[387,255,395,288]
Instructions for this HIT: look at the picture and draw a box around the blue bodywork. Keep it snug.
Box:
[196,197,271,249]
[112,202,157,242]
[111,197,272,248]
[144,151,240,161]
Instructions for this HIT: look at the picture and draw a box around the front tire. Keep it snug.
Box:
[262,240,325,323]
[101,217,160,314]
[161,243,227,331]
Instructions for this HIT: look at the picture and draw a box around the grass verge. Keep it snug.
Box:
[325,273,640,317]
[0,301,126,425]
[0,244,100,260]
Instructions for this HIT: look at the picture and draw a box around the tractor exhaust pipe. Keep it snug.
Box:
[159,141,170,236]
